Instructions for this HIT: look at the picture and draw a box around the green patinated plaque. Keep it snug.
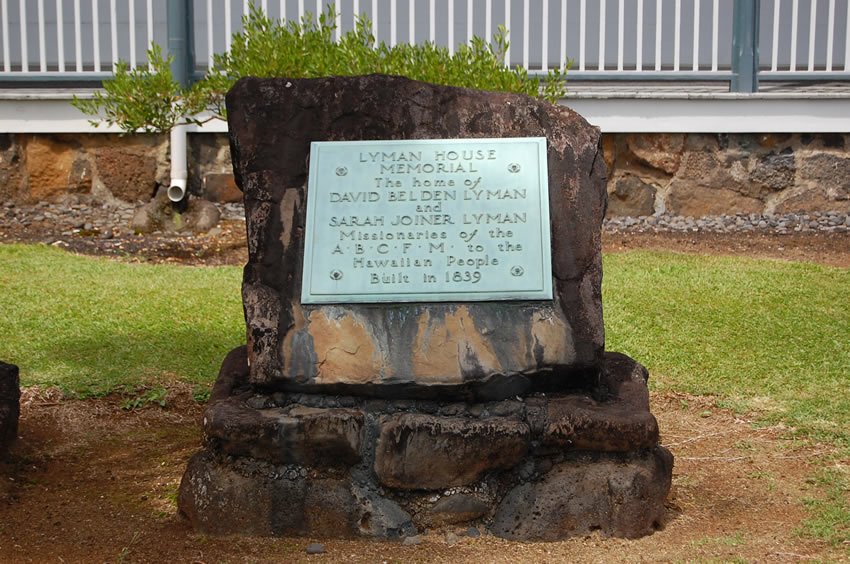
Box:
[301,137,552,304]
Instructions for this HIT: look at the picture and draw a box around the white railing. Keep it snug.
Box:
[0,1,848,86]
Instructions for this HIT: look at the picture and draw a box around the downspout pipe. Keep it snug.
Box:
[166,0,193,203]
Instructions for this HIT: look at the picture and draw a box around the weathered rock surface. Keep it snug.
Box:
[374,413,530,489]
[178,349,672,539]
[227,75,607,395]
[607,174,656,217]
[490,447,673,540]
[0,362,20,457]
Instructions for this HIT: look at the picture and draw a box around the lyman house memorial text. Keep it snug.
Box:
[302,138,552,303]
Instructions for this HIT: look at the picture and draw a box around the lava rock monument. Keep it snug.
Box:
[178,75,673,540]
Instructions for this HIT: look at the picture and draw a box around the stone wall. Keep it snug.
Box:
[604,133,850,216]
[2,132,848,217]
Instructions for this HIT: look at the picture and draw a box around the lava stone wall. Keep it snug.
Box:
[1,131,848,217]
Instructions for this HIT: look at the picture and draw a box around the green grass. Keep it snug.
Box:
[603,251,850,449]
[0,244,243,397]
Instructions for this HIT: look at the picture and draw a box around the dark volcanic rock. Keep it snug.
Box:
[490,446,673,540]
[425,494,491,526]
[226,75,607,397]
[374,412,530,489]
[0,362,20,457]
[204,399,364,467]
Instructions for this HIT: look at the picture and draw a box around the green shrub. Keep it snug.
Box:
[74,5,567,133]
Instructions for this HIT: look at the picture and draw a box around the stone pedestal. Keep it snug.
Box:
[178,75,673,540]
[179,348,671,539]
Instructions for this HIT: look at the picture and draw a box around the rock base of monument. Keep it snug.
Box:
[178,347,673,540]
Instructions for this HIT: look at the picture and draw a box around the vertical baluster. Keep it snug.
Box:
[371,0,376,42]
[448,0,454,54]
[560,0,567,70]
[808,0,817,71]
[129,0,136,69]
[208,0,214,70]
[146,0,152,68]
[827,0,835,70]
[617,0,624,71]
[523,0,529,68]
[57,0,65,72]
[485,0,491,41]
[335,0,342,42]
[109,0,117,71]
[390,0,395,45]
[655,0,661,70]
[92,0,100,72]
[542,0,548,70]
[18,0,27,72]
[579,0,585,70]
[73,0,81,71]
[673,0,680,71]
[38,0,46,71]
[692,0,700,70]
[316,0,321,21]
[636,0,643,70]
[790,0,798,70]
[712,0,718,71]
[844,0,850,70]
[467,0,472,45]
[505,0,511,66]
[429,0,435,42]
[262,0,268,12]
[2,0,10,72]
[771,0,780,70]
[281,0,286,20]
[598,0,604,70]
[226,0,232,51]
[409,0,414,45]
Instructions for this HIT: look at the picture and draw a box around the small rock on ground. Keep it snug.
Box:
[305,543,325,554]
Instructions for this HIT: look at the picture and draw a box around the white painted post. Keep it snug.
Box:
[790,0,798,71]
[129,0,136,69]
[18,0,27,72]
[371,0,376,42]
[542,0,548,70]
[674,0,681,71]
[93,0,100,72]
[57,0,65,72]
[1,0,8,72]
[808,0,817,71]
[409,0,415,45]
[505,0,511,65]
[486,0,491,41]
[390,0,396,45]
[110,0,118,71]
[429,0,435,42]
[579,0,585,70]
[207,0,214,69]
[226,0,232,51]
[74,0,81,72]
[524,0,530,68]
[617,0,624,71]
[712,0,718,71]
[692,0,700,71]
[37,0,46,72]
[655,0,662,71]
[637,0,644,71]
[449,0,454,55]
[560,0,567,70]
[598,0,605,70]
[771,0,780,71]
[146,0,153,68]
[827,0,835,70]
[467,0,472,45]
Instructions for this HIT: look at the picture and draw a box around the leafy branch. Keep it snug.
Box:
[74,5,568,133]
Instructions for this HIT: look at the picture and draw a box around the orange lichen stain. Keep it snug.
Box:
[530,310,573,366]
[308,310,384,385]
[411,306,502,383]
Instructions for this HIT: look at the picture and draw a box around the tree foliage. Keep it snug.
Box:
[74,6,568,133]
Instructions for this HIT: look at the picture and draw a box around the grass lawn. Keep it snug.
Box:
[603,251,849,450]
[0,244,243,397]
[0,243,847,449]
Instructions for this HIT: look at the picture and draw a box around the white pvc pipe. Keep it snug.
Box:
[168,125,188,202]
